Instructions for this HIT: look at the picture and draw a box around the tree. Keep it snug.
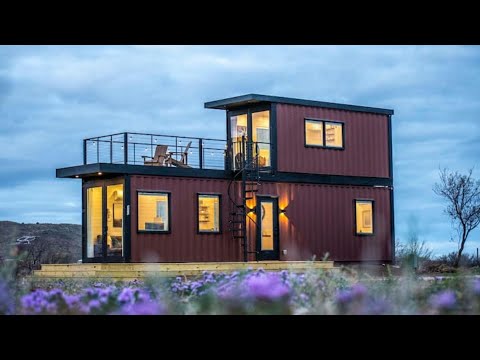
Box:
[433,168,480,267]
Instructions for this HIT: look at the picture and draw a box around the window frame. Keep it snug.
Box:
[137,190,171,234]
[354,199,375,236]
[197,193,222,234]
[304,118,345,150]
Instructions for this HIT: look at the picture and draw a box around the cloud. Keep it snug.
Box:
[1,45,479,255]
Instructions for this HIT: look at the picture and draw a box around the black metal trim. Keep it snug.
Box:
[204,93,394,115]
[124,174,131,262]
[83,256,125,263]
[255,196,280,261]
[57,163,231,179]
[304,118,345,150]
[136,190,172,234]
[196,193,222,234]
[58,164,393,187]
[270,103,278,173]
[387,114,395,263]
[354,199,375,237]
[102,182,107,258]
[81,180,87,263]
[270,172,392,187]
[390,186,395,264]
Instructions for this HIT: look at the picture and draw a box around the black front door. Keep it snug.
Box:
[256,197,279,260]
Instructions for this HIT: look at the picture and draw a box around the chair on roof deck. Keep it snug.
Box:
[166,141,192,168]
[142,145,169,166]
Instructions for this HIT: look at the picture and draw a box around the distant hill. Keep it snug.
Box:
[0,221,82,265]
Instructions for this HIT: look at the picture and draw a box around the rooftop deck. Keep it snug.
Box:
[84,132,227,170]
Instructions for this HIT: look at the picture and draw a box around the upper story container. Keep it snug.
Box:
[206,94,394,179]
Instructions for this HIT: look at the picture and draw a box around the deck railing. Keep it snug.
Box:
[83,132,227,170]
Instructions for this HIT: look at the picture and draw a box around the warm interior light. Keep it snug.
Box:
[98,172,103,176]
[75,175,79,178]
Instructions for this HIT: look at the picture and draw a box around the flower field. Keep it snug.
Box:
[2,268,480,315]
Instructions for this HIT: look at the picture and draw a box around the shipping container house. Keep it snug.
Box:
[57,94,394,264]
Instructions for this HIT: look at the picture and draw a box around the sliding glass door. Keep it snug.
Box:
[85,180,124,262]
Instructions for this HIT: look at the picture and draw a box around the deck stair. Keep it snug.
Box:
[32,261,334,281]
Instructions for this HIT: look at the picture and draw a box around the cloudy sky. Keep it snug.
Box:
[0,45,479,256]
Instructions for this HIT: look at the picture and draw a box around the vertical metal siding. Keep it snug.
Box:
[247,182,392,262]
[130,175,241,262]
[276,104,390,178]
[129,176,392,263]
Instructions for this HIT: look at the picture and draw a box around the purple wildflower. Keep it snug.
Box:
[243,273,290,301]
[472,279,480,296]
[64,295,81,308]
[429,290,456,310]
[118,301,166,315]
[118,288,135,304]
[351,283,368,298]
[335,289,354,304]
[88,299,101,309]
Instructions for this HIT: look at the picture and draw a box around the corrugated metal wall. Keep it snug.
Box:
[130,175,240,262]
[276,104,390,178]
[130,176,392,263]
[246,182,392,262]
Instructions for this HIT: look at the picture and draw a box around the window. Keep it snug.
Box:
[305,119,324,146]
[138,192,170,232]
[198,194,221,233]
[325,122,343,148]
[305,119,344,148]
[355,200,374,235]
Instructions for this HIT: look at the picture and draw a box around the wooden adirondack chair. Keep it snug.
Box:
[142,145,169,166]
[166,141,192,168]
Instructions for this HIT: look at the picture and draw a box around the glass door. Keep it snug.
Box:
[252,110,271,168]
[86,181,124,261]
[256,197,279,260]
[230,113,248,170]
[106,184,124,257]
[87,186,103,258]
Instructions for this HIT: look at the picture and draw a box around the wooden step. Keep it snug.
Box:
[33,261,334,280]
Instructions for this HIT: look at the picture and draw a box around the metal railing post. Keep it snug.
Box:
[110,135,113,164]
[124,133,128,164]
[199,138,203,169]
[83,139,87,165]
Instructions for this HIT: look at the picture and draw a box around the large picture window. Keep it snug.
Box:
[355,200,374,235]
[138,192,170,233]
[305,119,344,149]
[198,194,221,233]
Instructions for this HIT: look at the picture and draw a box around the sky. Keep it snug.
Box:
[0,45,479,256]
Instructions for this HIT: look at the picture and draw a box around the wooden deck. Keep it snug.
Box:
[32,261,334,281]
